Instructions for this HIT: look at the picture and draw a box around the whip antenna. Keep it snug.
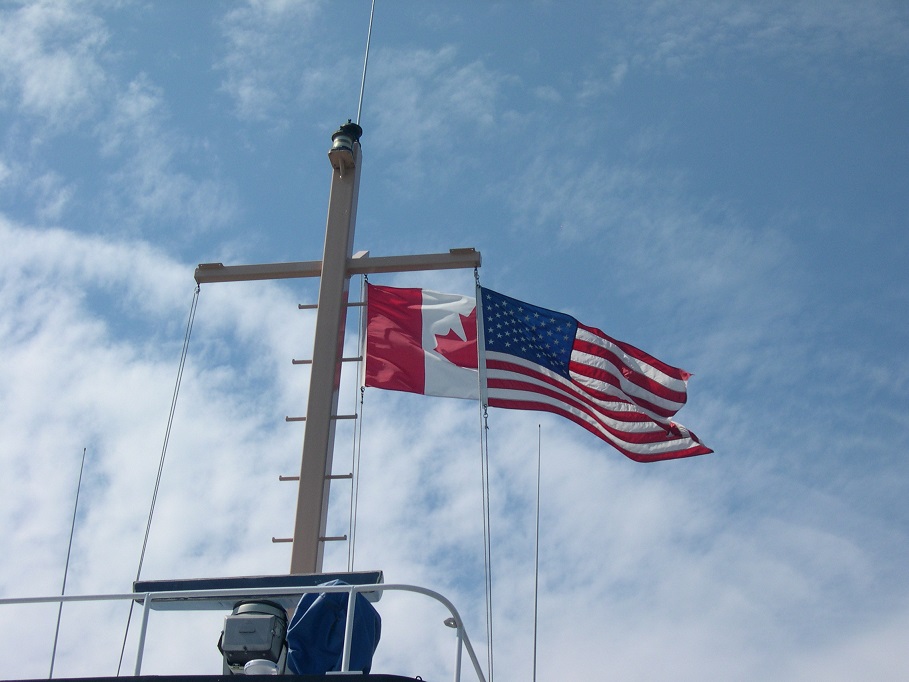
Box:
[356,0,377,125]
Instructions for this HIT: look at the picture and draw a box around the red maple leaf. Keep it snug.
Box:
[434,308,478,369]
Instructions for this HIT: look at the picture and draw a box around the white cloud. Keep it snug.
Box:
[626,0,909,72]
[781,603,909,681]
[532,85,562,103]
[0,5,238,238]
[2,214,909,681]
[367,45,508,191]
[373,45,502,135]
[94,76,238,237]
[0,216,323,676]
[216,0,325,125]
[28,171,75,222]
[504,155,806,348]
[0,1,109,129]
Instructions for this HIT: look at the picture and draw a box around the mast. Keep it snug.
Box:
[290,122,363,574]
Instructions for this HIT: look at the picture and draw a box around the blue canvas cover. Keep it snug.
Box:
[286,579,382,675]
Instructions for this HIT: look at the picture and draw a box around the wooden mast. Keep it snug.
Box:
[290,122,363,574]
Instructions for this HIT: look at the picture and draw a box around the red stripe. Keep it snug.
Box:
[495,377,665,424]
[570,339,688,406]
[487,357,712,462]
[487,395,711,462]
[488,377,679,445]
[487,358,647,421]
[577,322,692,381]
[568,359,679,419]
[365,284,426,394]
[485,357,711,458]
[488,356,673,424]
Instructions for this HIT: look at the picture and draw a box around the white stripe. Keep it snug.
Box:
[487,385,700,457]
[574,326,689,393]
[570,347,685,417]
[485,353,692,439]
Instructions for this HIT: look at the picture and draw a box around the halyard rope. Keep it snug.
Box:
[475,268,495,682]
[348,276,368,571]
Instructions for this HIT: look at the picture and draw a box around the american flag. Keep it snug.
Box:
[480,287,712,462]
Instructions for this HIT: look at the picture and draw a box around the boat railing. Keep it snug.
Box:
[0,582,487,682]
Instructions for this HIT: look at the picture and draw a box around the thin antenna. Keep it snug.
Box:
[356,0,377,125]
[50,447,88,679]
[532,426,542,682]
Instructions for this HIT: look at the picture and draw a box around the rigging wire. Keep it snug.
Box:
[479,405,495,682]
[348,386,365,572]
[356,0,377,126]
[49,446,88,679]
[475,269,495,682]
[116,284,201,675]
[345,0,375,571]
[533,425,542,682]
[348,276,368,572]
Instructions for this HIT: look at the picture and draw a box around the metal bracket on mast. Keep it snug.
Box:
[193,121,481,576]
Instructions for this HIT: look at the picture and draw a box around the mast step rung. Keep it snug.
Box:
[320,535,347,542]
[298,302,365,310]
[285,414,358,422]
[271,537,293,543]
[280,473,351,482]
[292,356,362,365]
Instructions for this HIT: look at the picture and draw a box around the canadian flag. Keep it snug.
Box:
[364,284,480,399]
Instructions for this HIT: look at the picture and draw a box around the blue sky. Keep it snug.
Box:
[1,1,907,680]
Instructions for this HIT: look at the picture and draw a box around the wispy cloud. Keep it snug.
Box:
[0,4,238,240]
[623,0,909,72]
[0,1,109,131]
[216,0,325,126]
[366,45,509,190]
[0,216,316,675]
[2,209,907,679]
[27,170,75,222]
[96,76,238,238]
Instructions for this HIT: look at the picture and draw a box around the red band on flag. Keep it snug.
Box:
[365,286,425,393]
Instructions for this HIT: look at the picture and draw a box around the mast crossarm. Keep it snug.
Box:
[194,260,322,284]
[193,248,481,285]
[349,248,481,274]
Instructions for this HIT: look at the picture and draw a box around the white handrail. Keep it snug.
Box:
[0,582,487,682]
